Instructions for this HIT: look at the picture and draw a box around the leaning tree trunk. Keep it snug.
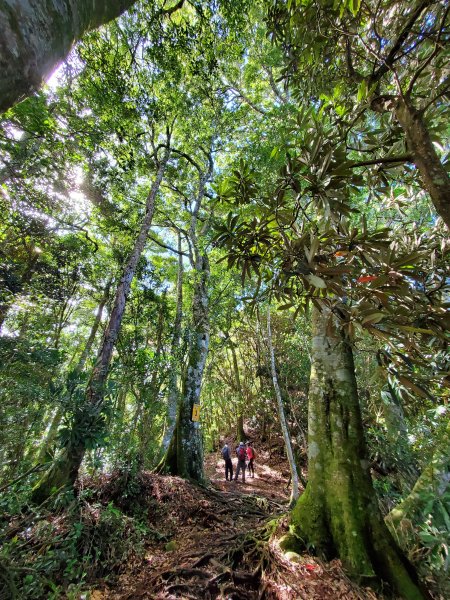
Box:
[386,419,450,550]
[394,97,450,229]
[0,0,139,112]
[31,150,169,503]
[285,305,429,600]
[266,307,299,507]
[175,253,210,481]
[35,279,112,465]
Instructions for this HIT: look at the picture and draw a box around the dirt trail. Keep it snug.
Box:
[98,450,380,600]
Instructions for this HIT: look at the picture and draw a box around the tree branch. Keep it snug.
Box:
[349,154,413,168]
[370,0,434,84]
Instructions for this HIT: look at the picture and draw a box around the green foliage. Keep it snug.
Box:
[0,486,147,599]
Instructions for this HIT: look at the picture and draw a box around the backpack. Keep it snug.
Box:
[247,447,255,460]
[237,446,246,461]
[221,446,229,460]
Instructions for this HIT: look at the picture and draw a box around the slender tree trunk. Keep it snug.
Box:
[266,307,299,507]
[139,296,166,468]
[394,97,450,229]
[160,234,183,453]
[286,305,428,599]
[386,420,450,549]
[0,0,138,112]
[35,280,111,465]
[231,344,246,442]
[31,150,169,503]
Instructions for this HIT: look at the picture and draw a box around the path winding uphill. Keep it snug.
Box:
[95,450,382,600]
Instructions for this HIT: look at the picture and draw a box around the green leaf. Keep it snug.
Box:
[306,273,327,289]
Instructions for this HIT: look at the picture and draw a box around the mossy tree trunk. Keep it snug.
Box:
[31,147,170,503]
[288,305,428,600]
[0,0,140,112]
[175,253,209,481]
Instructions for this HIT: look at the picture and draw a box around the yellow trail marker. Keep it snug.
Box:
[192,404,201,421]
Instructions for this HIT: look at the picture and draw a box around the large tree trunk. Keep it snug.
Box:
[394,97,450,229]
[157,150,212,482]
[0,0,138,112]
[286,305,428,600]
[31,150,169,503]
[175,253,209,481]
[386,420,450,549]
[266,307,299,507]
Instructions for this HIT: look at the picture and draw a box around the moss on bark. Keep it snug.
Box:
[288,306,430,600]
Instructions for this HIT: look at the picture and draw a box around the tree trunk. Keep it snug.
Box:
[231,343,246,442]
[386,420,450,550]
[286,305,428,599]
[157,149,212,481]
[266,307,299,507]
[394,97,450,229]
[31,150,169,503]
[0,0,138,112]
[175,253,209,481]
[160,234,183,454]
[33,279,112,465]
[139,296,166,468]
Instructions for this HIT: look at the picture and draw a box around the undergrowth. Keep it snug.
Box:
[0,468,153,599]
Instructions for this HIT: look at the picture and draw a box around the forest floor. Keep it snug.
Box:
[92,444,383,600]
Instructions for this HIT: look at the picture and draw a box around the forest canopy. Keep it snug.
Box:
[0,1,449,599]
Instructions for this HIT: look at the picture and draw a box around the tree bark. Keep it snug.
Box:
[31,148,169,502]
[266,307,299,507]
[175,252,209,481]
[286,305,429,600]
[394,97,450,229]
[0,0,138,112]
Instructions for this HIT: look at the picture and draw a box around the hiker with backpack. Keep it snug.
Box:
[246,441,255,478]
[221,443,233,481]
[234,441,247,482]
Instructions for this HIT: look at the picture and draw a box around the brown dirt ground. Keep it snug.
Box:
[92,447,384,600]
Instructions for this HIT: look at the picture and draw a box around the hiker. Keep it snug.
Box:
[221,443,233,481]
[246,441,255,478]
[234,441,246,482]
